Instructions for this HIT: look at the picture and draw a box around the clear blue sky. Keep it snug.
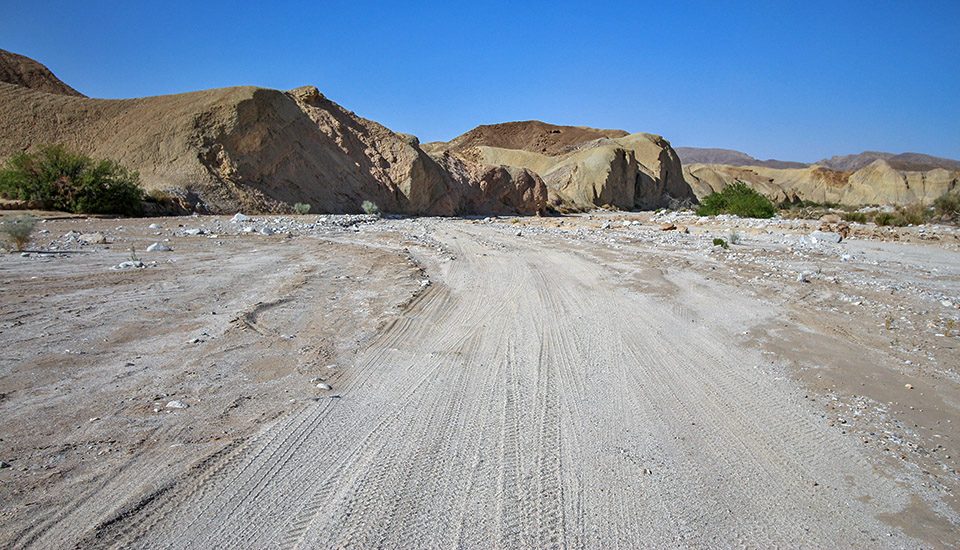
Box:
[3,1,958,162]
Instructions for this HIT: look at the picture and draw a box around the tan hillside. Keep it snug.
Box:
[0,53,545,215]
[424,120,628,156]
[428,122,696,210]
[0,48,84,97]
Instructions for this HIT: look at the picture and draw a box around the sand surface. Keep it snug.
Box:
[1,213,958,548]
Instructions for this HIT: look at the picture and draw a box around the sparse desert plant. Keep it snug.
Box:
[897,203,928,226]
[696,182,776,218]
[933,191,959,220]
[712,237,729,249]
[361,200,380,216]
[0,145,143,215]
[842,212,868,223]
[728,230,741,245]
[874,211,897,227]
[0,215,37,251]
[292,202,311,215]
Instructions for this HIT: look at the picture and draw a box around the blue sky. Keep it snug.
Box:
[3,1,958,162]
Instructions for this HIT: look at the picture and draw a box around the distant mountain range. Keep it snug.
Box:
[677,147,960,172]
[674,148,808,169]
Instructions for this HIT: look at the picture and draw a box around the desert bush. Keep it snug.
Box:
[292,202,311,215]
[933,191,960,220]
[874,212,899,227]
[696,182,776,218]
[897,203,927,226]
[842,212,868,223]
[0,146,143,215]
[361,200,380,216]
[0,215,37,251]
[712,237,728,249]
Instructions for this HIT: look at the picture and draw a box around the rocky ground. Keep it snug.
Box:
[0,210,958,548]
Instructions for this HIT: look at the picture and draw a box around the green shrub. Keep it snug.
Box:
[696,182,776,218]
[842,212,868,223]
[292,202,311,215]
[0,215,37,251]
[933,191,960,219]
[712,237,728,249]
[361,200,380,216]
[874,212,899,227]
[897,203,927,226]
[0,146,143,215]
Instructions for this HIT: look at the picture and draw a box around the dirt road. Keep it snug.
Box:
[2,215,959,547]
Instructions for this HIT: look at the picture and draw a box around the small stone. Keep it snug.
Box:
[0,461,10,469]
[941,300,954,308]
[89,417,100,423]
[676,225,689,234]
[515,230,522,237]
[316,383,333,391]
[166,400,189,409]
[20,252,29,257]
[79,232,107,245]
[113,260,145,270]
[905,384,914,390]
[146,242,172,252]
[148,223,162,229]
[659,223,677,231]
[231,213,250,223]
[809,231,842,244]
[260,227,275,236]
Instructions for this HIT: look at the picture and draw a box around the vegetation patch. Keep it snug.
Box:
[0,215,37,251]
[696,182,776,218]
[0,146,143,216]
[361,200,380,216]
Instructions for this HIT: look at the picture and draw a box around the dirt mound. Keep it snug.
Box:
[0,52,544,215]
[425,120,628,156]
[0,49,83,97]
[429,123,696,211]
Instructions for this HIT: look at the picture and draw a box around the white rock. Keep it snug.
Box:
[148,223,162,229]
[231,213,250,223]
[113,260,145,270]
[78,232,107,245]
[941,300,954,308]
[260,227,275,236]
[146,242,172,252]
[166,400,189,409]
[809,231,842,244]
[316,383,333,391]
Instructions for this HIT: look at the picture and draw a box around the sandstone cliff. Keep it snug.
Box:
[684,160,959,206]
[427,122,697,211]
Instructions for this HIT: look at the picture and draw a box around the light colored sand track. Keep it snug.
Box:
[5,214,959,548]
[63,223,919,548]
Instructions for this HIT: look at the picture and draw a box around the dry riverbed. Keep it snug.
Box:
[1,211,958,548]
